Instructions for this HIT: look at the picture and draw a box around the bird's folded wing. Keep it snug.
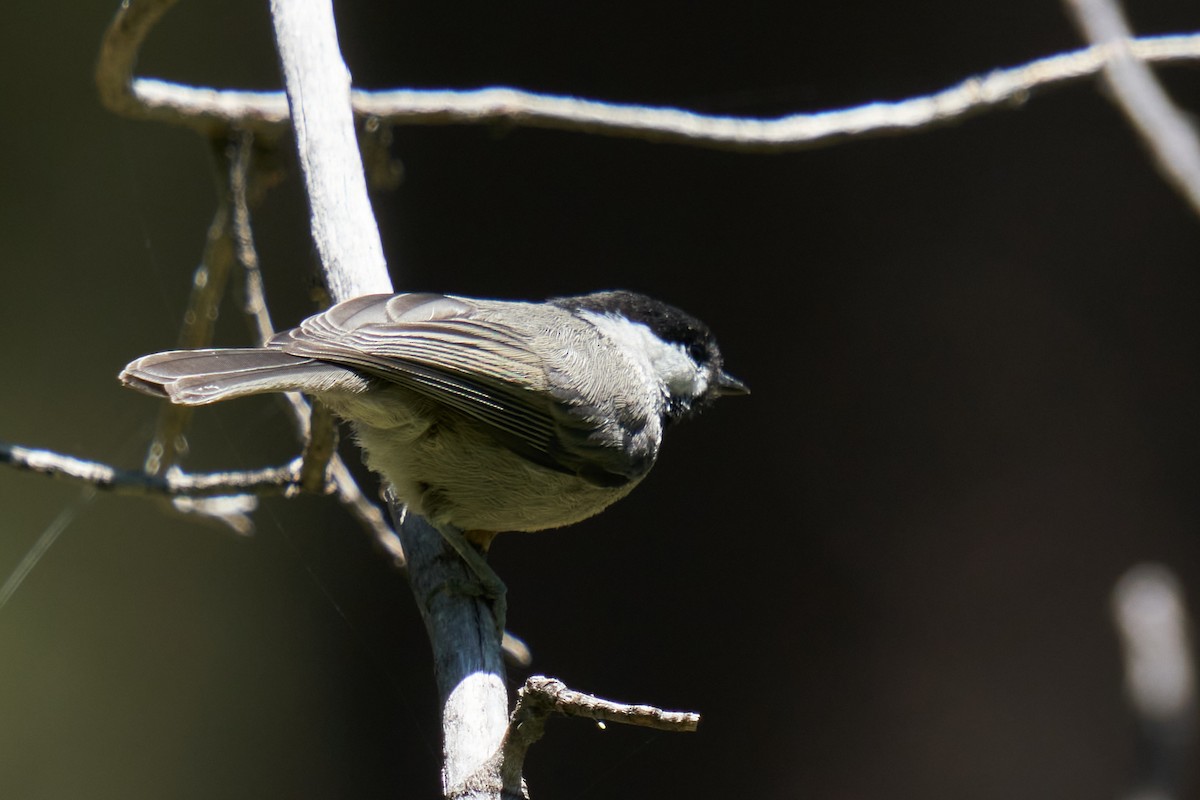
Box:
[273,293,639,485]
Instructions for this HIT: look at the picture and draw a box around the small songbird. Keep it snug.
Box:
[120,290,747,535]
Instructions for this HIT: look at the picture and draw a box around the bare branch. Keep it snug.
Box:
[514,676,700,732]
[96,0,1200,152]
[269,4,512,795]
[298,400,338,493]
[223,125,404,562]
[495,676,699,795]
[270,0,391,303]
[269,379,405,564]
[96,0,291,138]
[1,441,308,498]
[228,130,285,348]
[347,39,1200,152]
[392,506,511,799]
[95,0,175,119]
[141,136,246,476]
[328,457,405,565]
[1065,0,1200,216]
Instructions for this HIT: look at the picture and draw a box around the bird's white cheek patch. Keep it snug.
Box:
[654,343,708,398]
[582,312,706,398]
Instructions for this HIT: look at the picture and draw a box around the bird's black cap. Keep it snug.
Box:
[551,290,718,361]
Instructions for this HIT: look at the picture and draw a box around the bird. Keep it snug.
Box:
[120,290,747,537]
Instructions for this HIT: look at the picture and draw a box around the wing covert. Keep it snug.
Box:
[274,293,644,485]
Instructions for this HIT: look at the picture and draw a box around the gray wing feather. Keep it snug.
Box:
[271,297,568,462]
[120,349,367,405]
[123,293,648,484]
[279,294,646,484]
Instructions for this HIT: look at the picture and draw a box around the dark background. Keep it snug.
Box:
[2,1,1200,798]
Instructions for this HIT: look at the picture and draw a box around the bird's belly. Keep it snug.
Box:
[349,414,641,533]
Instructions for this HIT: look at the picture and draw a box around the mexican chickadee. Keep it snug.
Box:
[120,290,747,534]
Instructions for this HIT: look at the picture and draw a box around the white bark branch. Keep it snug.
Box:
[96,1,1200,152]
[223,133,404,562]
[513,676,699,731]
[496,677,699,796]
[269,0,390,303]
[393,508,512,800]
[1064,0,1200,216]
[267,3,509,798]
[0,442,309,498]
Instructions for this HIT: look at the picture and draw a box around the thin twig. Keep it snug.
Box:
[96,0,291,138]
[299,400,338,493]
[224,124,403,562]
[95,1,1200,151]
[229,133,329,473]
[142,137,243,476]
[496,676,700,795]
[228,129,282,348]
[1064,0,1200,216]
[1,441,308,498]
[515,676,700,732]
[329,457,405,565]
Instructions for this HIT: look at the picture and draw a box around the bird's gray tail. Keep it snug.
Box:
[120,348,365,406]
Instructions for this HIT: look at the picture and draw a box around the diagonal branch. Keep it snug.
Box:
[141,136,245,477]
[512,676,699,732]
[268,3,509,798]
[224,127,403,563]
[1064,0,1200,216]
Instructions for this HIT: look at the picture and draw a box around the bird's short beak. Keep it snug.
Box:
[714,370,750,397]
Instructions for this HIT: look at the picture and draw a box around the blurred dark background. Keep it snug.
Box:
[3,1,1200,798]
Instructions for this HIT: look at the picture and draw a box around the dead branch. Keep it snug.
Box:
[1064,0,1200,216]
[96,0,290,137]
[268,4,510,799]
[222,129,403,561]
[139,137,244,477]
[1,442,309,498]
[269,0,391,303]
[96,0,1200,152]
[496,677,699,796]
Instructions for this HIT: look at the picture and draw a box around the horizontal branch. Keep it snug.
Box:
[0,441,314,498]
[349,36,1200,151]
[515,675,701,732]
[96,1,1200,150]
